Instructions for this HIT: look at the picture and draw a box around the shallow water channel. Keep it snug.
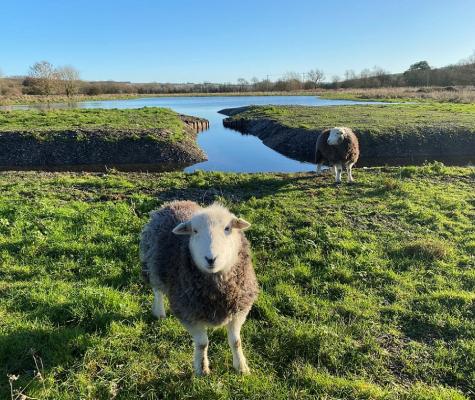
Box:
[2,96,372,173]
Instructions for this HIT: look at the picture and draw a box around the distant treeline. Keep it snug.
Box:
[331,59,475,89]
[1,56,474,97]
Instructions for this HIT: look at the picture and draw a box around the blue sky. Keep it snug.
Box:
[1,0,474,83]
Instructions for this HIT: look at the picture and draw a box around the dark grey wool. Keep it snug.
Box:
[141,201,259,326]
[315,128,360,166]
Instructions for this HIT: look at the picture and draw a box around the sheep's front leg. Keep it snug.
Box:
[315,163,323,175]
[334,163,342,183]
[152,288,166,318]
[185,324,210,376]
[226,314,250,374]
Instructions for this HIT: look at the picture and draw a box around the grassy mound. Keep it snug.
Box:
[0,166,474,399]
[0,107,185,142]
[224,103,475,136]
[222,103,475,166]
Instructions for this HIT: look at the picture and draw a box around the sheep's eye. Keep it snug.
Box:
[224,226,231,233]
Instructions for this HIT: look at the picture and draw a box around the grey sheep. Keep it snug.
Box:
[140,200,259,375]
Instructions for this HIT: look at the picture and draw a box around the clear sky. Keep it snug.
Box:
[1,0,474,83]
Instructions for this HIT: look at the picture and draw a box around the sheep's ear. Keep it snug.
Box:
[231,217,251,230]
[172,221,192,235]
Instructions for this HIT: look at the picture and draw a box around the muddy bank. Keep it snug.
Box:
[0,115,209,171]
[220,107,475,166]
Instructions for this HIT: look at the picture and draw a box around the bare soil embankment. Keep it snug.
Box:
[0,112,209,171]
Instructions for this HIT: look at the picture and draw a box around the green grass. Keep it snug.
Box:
[227,103,475,138]
[0,108,186,142]
[1,166,474,399]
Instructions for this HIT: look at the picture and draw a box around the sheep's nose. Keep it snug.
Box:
[205,256,217,267]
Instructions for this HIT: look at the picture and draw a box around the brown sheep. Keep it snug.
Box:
[315,127,360,183]
[140,200,258,376]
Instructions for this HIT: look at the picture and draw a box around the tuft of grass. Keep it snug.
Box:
[0,167,473,399]
[399,239,454,261]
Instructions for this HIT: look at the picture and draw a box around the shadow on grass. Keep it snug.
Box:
[146,173,350,208]
[0,325,93,398]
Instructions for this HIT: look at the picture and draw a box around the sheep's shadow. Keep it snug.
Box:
[151,172,336,205]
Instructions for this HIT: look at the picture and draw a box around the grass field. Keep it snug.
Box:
[225,103,475,138]
[0,92,318,106]
[0,166,474,399]
[316,87,475,104]
[0,108,186,142]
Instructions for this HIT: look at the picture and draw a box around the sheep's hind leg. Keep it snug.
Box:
[346,163,355,183]
[152,288,166,319]
[185,323,210,376]
[226,313,250,374]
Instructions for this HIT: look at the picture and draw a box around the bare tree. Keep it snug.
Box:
[307,69,325,88]
[28,61,58,95]
[56,65,81,97]
[282,72,302,90]
[371,66,391,86]
[237,78,248,92]
[460,50,475,65]
[344,70,356,80]
[283,71,301,81]
[331,75,341,89]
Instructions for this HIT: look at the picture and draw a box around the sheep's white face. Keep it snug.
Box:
[172,204,251,274]
[327,127,346,146]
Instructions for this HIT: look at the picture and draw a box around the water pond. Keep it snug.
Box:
[2,96,372,173]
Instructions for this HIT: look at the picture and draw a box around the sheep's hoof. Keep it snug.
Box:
[334,181,342,185]
[152,310,166,319]
[235,364,250,375]
[196,367,211,377]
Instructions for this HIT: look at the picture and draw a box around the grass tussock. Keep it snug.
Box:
[0,167,474,399]
[400,239,454,261]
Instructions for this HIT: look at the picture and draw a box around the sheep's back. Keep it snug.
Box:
[140,200,201,289]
